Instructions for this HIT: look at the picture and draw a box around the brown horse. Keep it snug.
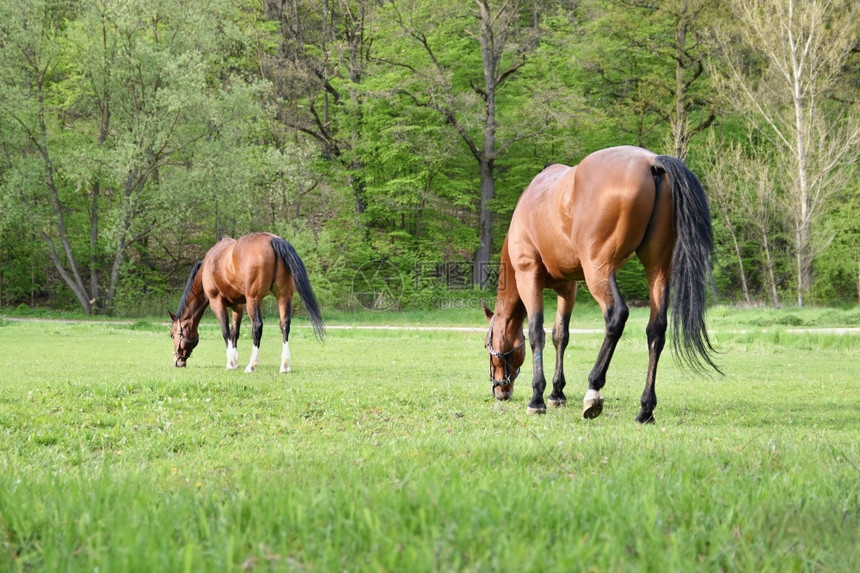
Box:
[170,232,325,372]
[483,145,718,423]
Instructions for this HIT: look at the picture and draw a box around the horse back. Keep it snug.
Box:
[571,147,664,268]
[507,164,578,279]
[508,146,664,282]
[202,232,286,303]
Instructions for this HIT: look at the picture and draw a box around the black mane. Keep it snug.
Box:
[175,261,202,319]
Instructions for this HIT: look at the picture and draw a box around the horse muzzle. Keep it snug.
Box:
[492,380,515,400]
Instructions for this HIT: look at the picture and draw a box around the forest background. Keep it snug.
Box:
[0,0,857,317]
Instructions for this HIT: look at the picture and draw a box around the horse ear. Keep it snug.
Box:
[168,311,176,322]
[481,300,493,321]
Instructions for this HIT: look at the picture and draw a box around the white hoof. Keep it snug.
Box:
[582,389,604,419]
[280,365,291,374]
[244,364,257,373]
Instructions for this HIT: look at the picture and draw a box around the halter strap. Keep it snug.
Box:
[172,326,199,359]
[177,332,199,345]
[485,316,525,393]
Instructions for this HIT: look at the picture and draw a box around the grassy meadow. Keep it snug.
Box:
[1,306,859,571]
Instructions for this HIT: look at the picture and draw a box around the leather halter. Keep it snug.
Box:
[172,326,199,360]
[485,316,525,395]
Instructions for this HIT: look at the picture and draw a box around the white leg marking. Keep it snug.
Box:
[226,340,239,370]
[584,389,603,403]
[245,345,259,373]
[280,341,291,373]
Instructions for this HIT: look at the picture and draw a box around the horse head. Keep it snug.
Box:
[169,310,199,367]
[482,301,526,400]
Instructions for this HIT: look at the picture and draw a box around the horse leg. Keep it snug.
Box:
[279,299,292,374]
[244,299,263,373]
[517,273,548,415]
[548,283,576,407]
[637,271,670,424]
[226,307,243,370]
[583,269,629,419]
[208,299,235,370]
[636,258,671,424]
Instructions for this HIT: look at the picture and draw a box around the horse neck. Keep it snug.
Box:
[180,273,209,332]
[493,241,526,343]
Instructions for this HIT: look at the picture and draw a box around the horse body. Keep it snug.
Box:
[507,147,668,285]
[485,146,716,423]
[170,232,324,373]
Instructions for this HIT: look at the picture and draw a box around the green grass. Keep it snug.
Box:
[1,314,859,571]
[7,296,860,330]
[317,301,860,330]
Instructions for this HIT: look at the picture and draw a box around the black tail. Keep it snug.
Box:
[271,237,326,341]
[654,155,720,374]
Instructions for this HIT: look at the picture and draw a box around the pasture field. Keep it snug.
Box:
[1,308,859,572]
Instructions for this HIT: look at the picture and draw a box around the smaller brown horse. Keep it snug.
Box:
[170,232,325,372]
[483,146,718,423]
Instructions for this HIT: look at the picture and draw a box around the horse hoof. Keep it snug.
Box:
[548,397,566,408]
[244,366,257,373]
[582,389,604,419]
[280,367,291,374]
[527,404,547,415]
[636,413,655,424]
[582,401,603,419]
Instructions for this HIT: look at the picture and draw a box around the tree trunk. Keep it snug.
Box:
[474,0,498,288]
[89,181,102,313]
[794,225,805,307]
[35,88,93,314]
[105,171,138,311]
[476,157,495,288]
[415,175,432,240]
[723,212,751,304]
[88,11,113,315]
[671,0,689,162]
[792,82,811,306]
[762,230,780,307]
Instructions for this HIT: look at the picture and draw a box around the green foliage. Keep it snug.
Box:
[0,0,857,312]
[811,190,860,304]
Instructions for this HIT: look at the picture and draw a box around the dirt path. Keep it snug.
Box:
[3,316,858,335]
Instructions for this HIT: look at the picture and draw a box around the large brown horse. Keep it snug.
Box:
[170,232,325,372]
[483,146,718,423]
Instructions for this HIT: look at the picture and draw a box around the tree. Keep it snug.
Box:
[704,138,753,305]
[257,0,375,215]
[577,0,719,160]
[713,0,859,306]
[704,130,786,306]
[0,0,260,314]
[355,94,477,256]
[377,0,578,287]
[0,1,87,309]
